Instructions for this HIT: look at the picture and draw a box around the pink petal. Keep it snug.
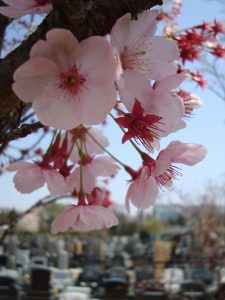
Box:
[0,0,52,18]
[82,165,97,193]
[119,69,151,111]
[13,165,45,193]
[91,157,119,177]
[154,71,188,91]
[6,161,34,171]
[12,57,59,102]
[2,0,31,8]
[32,92,81,130]
[65,171,79,193]
[0,7,24,18]
[110,13,131,54]
[80,206,118,230]
[43,169,66,196]
[78,36,117,82]
[126,10,158,48]
[52,205,117,232]
[152,152,171,177]
[144,91,186,136]
[145,58,178,80]
[145,36,179,61]
[126,167,158,210]
[31,29,81,71]
[165,141,207,166]
[73,80,116,126]
[51,206,79,234]
[66,167,96,194]
[87,128,109,152]
[125,182,134,213]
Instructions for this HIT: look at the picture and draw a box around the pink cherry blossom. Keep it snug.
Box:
[126,141,207,210]
[110,10,179,86]
[65,126,109,162]
[12,29,117,130]
[7,161,66,196]
[87,187,114,208]
[119,71,186,139]
[178,90,203,117]
[0,0,52,18]
[116,99,162,150]
[125,166,158,211]
[66,156,119,193]
[51,204,118,233]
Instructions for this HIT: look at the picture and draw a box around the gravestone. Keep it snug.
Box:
[58,250,69,270]
[7,235,18,256]
[104,266,129,299]
[0,271,21,300]
[56,239,65,253]
[31,256,48,267]
[16,248,30,272]
[0,254,8,269]
[26,267,52,300]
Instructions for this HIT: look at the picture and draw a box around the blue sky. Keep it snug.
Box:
[0,0,225,212]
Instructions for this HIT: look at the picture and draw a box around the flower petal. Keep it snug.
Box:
[43,169,66,196]
[51,206,79,234]
[13,166,45,193]
[165,141,207,166]
[12,57,59,102]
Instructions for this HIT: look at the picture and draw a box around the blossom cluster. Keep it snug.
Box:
[1,4,207,234]
[158,0,225,88]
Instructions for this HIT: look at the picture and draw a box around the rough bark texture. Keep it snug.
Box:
[0,0,163,135]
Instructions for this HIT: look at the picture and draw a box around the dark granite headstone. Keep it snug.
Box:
[0,275,21,300]
[0,254,8,268]
[25,267,52,300]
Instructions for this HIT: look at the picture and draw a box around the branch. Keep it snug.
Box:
[0,121,44,154]
[0,194,71,244]
[0,0,163,133]
[0,0,10,54]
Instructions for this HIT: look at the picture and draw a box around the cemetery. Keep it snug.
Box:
[1,205,225,300]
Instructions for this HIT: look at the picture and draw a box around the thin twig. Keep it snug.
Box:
[0,122,44,154]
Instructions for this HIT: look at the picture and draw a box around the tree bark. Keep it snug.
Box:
[0,0,163,134]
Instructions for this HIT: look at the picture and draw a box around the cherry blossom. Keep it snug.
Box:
[211,20,225,36]
[86,187,113,208]
[178,90,203,117]
[6,161,66,196]
[12,29,117,130]
[110,10,179,84]
[66,156,119,193]
[211,44,225,59]
[126,141,207,211]
[0,0,52,18]
[51,204,118,234]
[119,71,186,138]
[190,72,208,87]
[116,99,162,150]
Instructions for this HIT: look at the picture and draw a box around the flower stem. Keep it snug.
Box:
[86,131,126,168]
[79,140,84,194]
